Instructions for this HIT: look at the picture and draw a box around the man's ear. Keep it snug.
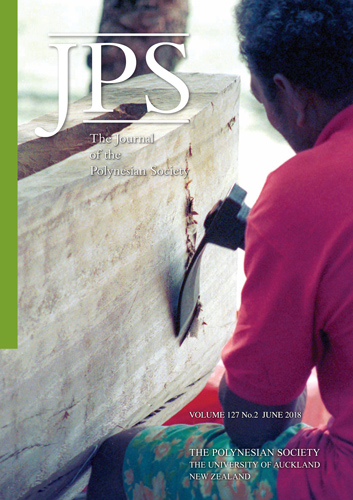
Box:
[273,73,306,126]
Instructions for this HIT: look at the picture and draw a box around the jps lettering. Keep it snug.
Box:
[35,42,189,138]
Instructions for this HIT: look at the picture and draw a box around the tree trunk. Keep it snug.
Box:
[88,0,189,83]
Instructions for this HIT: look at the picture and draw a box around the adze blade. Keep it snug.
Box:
[176,183,250,344]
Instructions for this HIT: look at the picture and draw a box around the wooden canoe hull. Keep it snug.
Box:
[5,73,240,499]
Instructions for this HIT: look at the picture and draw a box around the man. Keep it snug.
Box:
[88,1,353,498]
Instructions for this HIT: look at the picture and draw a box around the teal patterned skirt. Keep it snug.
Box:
[123,423,307,500]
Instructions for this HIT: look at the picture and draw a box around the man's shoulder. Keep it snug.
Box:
[266,102,353,198]
[261,129,353,211]
[248,134,353,254]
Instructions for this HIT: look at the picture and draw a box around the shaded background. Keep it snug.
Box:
[18,0,293,295]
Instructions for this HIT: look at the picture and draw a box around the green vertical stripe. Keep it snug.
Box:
[1,1,18,348]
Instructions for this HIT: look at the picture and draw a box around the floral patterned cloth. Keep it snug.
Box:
[123,423,307,500]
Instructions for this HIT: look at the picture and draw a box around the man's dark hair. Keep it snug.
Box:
[236,0,353,101]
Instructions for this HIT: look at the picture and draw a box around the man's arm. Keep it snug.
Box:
[219,374,307,448]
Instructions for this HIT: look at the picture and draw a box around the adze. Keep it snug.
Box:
[176,183,250,344]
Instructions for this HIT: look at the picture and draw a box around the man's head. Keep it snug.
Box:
[236,0,353,151]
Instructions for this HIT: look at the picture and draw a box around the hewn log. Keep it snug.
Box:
[18,103,147,179]
[7,73,240,500]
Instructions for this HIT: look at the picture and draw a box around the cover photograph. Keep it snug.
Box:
[8,0,353,499]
